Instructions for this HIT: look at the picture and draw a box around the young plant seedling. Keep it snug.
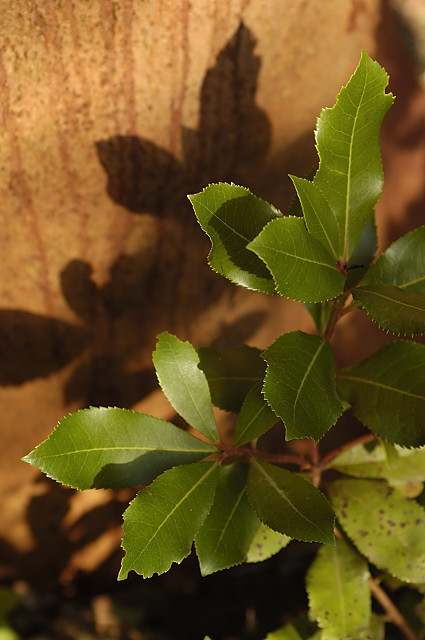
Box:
[24,52,425,640]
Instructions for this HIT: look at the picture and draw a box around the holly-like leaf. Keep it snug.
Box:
[363,225,425,294]
[153,332,218,442]
[195,464,259,575]
[314,51,394,260]
[197,344,265,413]
[262,331,343,442]
[234,382,278,446]
[337,341,425,447]
[345,216,377,288]
[246,521,291,563]
[119,461,219,579]
[328,478,425,583]
[247,460,335,544]
[353,284,425,336]
[306,537,371,640]
[22,407,215,490]
[289,176,340,259]
[248,217,345,303]
[188,183,281,293]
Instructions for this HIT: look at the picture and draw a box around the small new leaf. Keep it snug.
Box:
[353,284,425,336]
[248,217,345,303]
[153,332,218,442]
[314,51,394,260]
[262,331,343,441]
[195,464,259,575]
[306,537,371,640]
[22,407,215,490]
[328,478,425,583]
[188,183,281,293]
[337,341,425,446]
[247,460,335,544]
[119,461,219,579]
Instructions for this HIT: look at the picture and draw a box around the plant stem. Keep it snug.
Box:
[369,578,419,640]
[320,433,376,468]
[253,450,312,469]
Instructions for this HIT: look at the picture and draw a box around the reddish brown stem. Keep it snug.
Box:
[369,578,419,640]
[320,433,376,468]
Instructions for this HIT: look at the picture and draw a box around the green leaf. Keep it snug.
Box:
[337,341,425,446]
[289,176,340,259]
[302,302,332,334]
[306,537,371,640]
[247,460,335,544]
[363,225,425,294]
[188,183,281,293]
[234,382,278,446]
[328,478,425,583]
[153,332,218,442]
[195,464,259,575]
[197,345,265,413]
[345,216,377,288]
[262,331,343,442]
[119,461,219,579]
[353,284,425,336]
[313,51,394,260]
[22,407,215,490]
[327,440,425,487]
[248,217,345,303]
[246,521,291,563]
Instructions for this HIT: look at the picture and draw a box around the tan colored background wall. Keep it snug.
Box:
[0,0,424,584]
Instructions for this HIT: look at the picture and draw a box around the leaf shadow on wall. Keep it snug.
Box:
[0,22,284,409]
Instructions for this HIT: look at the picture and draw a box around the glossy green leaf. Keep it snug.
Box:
[234,382,278,446]
[22,407,215,490]
[197,344,265,413]
[246,521,291,563]
[345,216,377,288]
[248,217,345,303]
[327,440,425,487]
[262,331,343,441]
[314,51,394,260]
[247,460,335,544]
[353,284,425,336]
[337,341,425,446]
[290,176,340,259]
[363,225,425,294]
[188,183,281,293]
[328,478,425,583]
[306,537,371,640]
[119,461,219,579]
[153,332,218,442]
[195,464,259,575]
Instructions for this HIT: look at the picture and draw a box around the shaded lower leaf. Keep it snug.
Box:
[328,478,425,583]
[119,461,219,579]
[353,284,425,336]
[248,217,345,303]
[197,344,265,413]
[262,331,343,442]
[327,440,425,488]
[188,183,281,293]
[246,521,291,563]
[153,332,218,442]
[22,407,215,490]
[337,341,425,446]
[306,536,371,640]
[234,381,278,446]
[247,460,335,544]
[195,464,259,575]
